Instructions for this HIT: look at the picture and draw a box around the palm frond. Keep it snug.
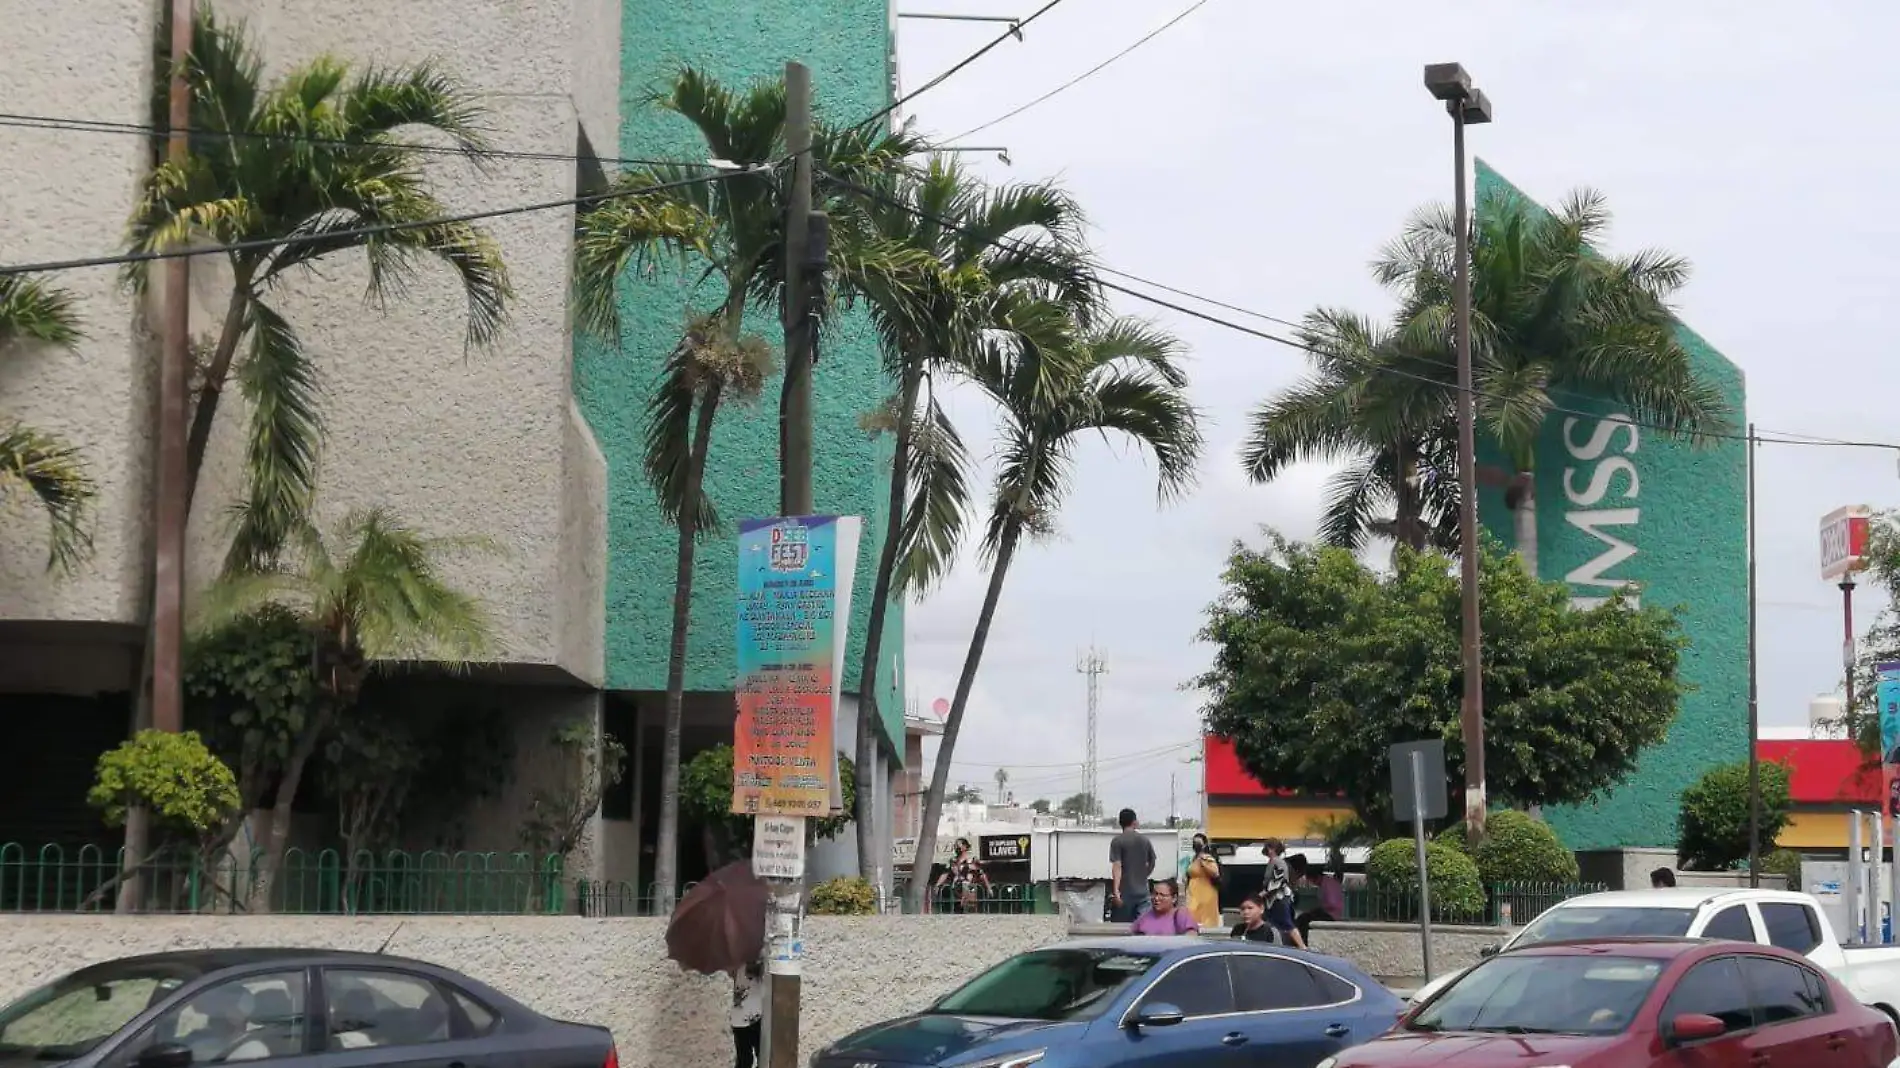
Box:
[894,390,971,594]
[340,62,489,156]
[572,172,716,336]
[0,423,96,572]
[224,300,321,574]
[0,274,83,347]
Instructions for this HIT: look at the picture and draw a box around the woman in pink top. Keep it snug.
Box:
[1129,878,1199,935]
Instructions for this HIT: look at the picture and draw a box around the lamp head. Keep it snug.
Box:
[1423,62,1474,101]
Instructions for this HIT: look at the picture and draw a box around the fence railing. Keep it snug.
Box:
[1333,881,1608,927]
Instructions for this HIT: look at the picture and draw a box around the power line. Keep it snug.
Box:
[0,111,712,171]
[945,738,1196,770]
[946,0,1217,143]
[0,166,760,278]
[863,0,1077,132]
[816,166,1900,455]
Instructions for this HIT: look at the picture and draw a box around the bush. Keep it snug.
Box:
[1367,838,1485,919]
[1762,849,1803,888]
[89,729,240,835]
[807,876,878,915]
[1678,761,1792,870]
[1438,810,1580,884]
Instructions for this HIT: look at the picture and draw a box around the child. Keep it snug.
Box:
[1261,838,1305,949]
[1230,894,1276,942]
[730,961,763,1068]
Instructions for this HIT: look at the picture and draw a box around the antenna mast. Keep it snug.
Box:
[1077,647,1107,819]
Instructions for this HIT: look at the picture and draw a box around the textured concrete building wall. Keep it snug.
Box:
[1473,161,1749,850]
[559,403,609,687]
[574,0,906,744]
[0,915,1067,1066]
[0,0,157,624]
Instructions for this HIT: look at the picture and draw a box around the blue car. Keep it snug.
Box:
[811,936,1404,1068]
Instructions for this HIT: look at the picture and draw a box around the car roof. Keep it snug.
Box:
[67,948,454,980]
[1558,888,1814,910]
[1053,936,1370,974]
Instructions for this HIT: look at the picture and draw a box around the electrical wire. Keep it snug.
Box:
[945,0,1217,143]
[861,0,1077,133]
[0,165,763,278]
[0,111,713,171]
[816,166,1900,455]
[947,739,1196,770]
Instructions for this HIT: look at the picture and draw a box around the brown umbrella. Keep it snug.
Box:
[665,860,770,975]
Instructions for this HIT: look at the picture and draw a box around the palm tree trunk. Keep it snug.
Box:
[1513,472,1538,578]
[654,386,721,916]
[853,363,923,880]
[903,524,1019,913]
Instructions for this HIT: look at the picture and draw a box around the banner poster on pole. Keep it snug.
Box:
[1878,662,1900,821]
[731,515,862,818]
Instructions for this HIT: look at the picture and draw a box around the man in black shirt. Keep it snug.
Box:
[1108,807,1156,923]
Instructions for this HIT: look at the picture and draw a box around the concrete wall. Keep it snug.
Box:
[0,914,1068,1066]
[1305,921,1506,984]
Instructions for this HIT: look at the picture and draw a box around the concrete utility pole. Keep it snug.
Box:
[1423,62,1493,843]
[1746,425,1760,887]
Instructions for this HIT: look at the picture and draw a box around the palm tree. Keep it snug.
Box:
[1373,189,1733,576]
[572,66,920,914]
[904,315,1202,912]
[195,506,493,908]
[127,9,510,572]
[1240,308,1460,560]
[0,273,94,571]
[846,159,1098,878]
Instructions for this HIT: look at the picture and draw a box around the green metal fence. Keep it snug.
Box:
[1333,881,1608,926]
[0,843,567,915]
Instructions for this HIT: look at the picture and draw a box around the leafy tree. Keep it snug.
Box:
[0,272,95,571]
[194,506,494,907]
[908,316,1201,912]
[572,67,920,913]
[1762,849,1803,888]
[1196,534,1685,835]
[520,717,627,861]
[949,784,986,805]
[1438,810,1580,883]
[185,603,324,824]
[1366,838,1485,920]
[1833,513,1900,757]
[1057,792,1096,818]
[1677,760,1792,871]
[90,729,241,839]
[1029,798,1052,815]
[679,744,855,873]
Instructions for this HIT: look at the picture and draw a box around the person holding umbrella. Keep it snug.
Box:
[729,961,763,1068]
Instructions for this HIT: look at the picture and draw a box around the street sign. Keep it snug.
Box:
[752,816,807,880]
[1821,506,1873,581]
[1389,740,1448,824]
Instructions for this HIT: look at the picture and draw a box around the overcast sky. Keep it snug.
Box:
[892,0,1900,821]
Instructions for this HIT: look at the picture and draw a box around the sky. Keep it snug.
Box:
[891,0,1900,822]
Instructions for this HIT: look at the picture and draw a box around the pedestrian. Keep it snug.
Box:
[1261,838,1305,949]
[1130,877,1199,935]
[1650,867,1676,889]
[1230,894,1276,942]
[1109,808,1157,923]
[1184,833,1223,929]
[1288,854,1337,945]
[934,838,990,913]
[729,961,762,1068]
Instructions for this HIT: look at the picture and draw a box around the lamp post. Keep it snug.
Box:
[1423,62,1493,841]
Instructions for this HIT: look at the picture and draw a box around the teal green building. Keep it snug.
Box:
[1474,161,1750,849]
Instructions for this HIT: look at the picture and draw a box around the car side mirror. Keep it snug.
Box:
[1478,943,1500,958]
[1665,1013,1727,1046]
[1131,1003,1185,1029]
[136,1042,194,1068]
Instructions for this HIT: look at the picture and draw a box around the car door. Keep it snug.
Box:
[1735,955,1857,1068]
[1224,953,1362,1067]
[98,968,320,1068]
[1114,955,1248,1068]
[1657,956,1757,1068]
[1700,904,1764,945]
[312,967,493,1068]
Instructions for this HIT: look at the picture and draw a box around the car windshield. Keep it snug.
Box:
[1510,906,1697,949]
[0,966,189,1061]
[1409,955,1664,1036]
[930,949,1160,1022]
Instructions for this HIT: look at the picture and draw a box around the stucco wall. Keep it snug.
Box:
[574,0,906,745]
[0,914,1067,1066]
[1474,160,1749,850]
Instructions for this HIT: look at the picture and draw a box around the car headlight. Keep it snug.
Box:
[964,1052,1045,1068]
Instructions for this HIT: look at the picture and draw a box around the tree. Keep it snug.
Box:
[88,729,242,906]
[572,67,919,914]
[1678,760,1792,871]
[0,272,95,571]
[520,717,627,862]
[1058,792,1097,818]
[949,784,986,804]
[1196,534,1685,835]
[1373,189,1733,576]
[1028,798,1051,815]
[1837,512,1900,756]
[848,159,1096,877]
[906,315,1201,912]
[184,603,325,838]
[193,506,494,908]
[679,744,856,872]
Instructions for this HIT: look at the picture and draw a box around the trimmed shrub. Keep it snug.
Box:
[1437,810,1580,884]
[1679,760,1792,870]
[808,876,878,915]
[1762,849,1803,888]
[1367,838,1485,920]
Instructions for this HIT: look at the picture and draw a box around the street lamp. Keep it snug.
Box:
[1423,61,1493,840]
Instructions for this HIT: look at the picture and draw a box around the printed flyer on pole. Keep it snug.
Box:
[730,515,861,817]
[1879,661,1900,819]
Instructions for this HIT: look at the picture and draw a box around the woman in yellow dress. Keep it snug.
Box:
[1184,833,1222,929]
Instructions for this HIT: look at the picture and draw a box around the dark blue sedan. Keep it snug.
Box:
[811,936,1405,1068]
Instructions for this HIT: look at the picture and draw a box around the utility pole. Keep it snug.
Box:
[1746,425,1760,887]
[1077,648,1106,819]
[1423,62,1493,843]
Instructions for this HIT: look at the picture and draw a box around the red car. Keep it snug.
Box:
[1319,938,1898,1068]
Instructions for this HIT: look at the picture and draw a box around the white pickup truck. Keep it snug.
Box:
[1409,887,1900,1018]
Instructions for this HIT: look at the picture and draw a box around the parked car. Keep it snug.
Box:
[0,948,616,1068]
[1409,887,1900,1019]
[809,936,1405,1068]
[1326,937,1897,1068]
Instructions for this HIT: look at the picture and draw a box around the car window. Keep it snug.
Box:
[150,972,308,1064]
[1409,955,1661,1036]
[447,988,496,1036]
[1702,906,1758,943]
[1140,957,1235,1018]
[1662,958,1755,1034]
[1510,906,1696,948]
[323,970,451,1050]
[1759,904,1823,955]
[1739,957,1828,1025]
[932,950,1158,1022]
[0,973,180,1061]
[1227,956,1352,1012]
